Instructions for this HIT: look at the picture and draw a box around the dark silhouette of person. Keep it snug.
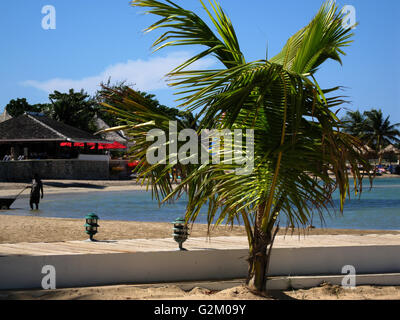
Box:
[29,174,44,210]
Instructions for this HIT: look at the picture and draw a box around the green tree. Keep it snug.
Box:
[342,110,367,138]
[102,0,371,293]
[95,80,196,128]
[47,89,97,133]
[5,98,42,117]
[363,109,400,164]
[4,92,98,133]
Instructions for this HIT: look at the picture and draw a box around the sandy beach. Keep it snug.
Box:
[2,214,400,244]
[1,179,399,300]
[1,281,400,300]
[0,179,150,197]
[0,215,248,244]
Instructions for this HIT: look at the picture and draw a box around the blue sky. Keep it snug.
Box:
[0,0,399,123]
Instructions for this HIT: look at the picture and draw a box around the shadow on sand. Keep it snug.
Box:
[44,182,106,190]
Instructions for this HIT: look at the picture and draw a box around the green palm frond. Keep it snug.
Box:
[97,86,201,203]
[131,0,245,70]
[270,0,355,75]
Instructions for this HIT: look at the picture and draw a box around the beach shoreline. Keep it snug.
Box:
[0,174,399,194]
[0,180,149,197]
[0,214,399,245]
[0,178,399,244]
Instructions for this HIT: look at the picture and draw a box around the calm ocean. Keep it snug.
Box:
[4,177,400,230]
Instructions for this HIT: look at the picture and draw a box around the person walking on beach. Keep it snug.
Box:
[29,174,44,210]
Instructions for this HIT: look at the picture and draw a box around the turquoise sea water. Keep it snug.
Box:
[2,178,400,230]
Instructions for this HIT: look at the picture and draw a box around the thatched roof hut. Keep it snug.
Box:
[94,117,127,144]
[379,144,400,155]
[0,109,12,123]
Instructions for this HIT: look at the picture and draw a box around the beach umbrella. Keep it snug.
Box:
[74,142,85,147]
[60,142,72,147]
[127,160,140,168]
[85,142,127,150]
[101,141,127,150]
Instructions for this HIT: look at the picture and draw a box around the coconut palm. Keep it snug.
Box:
[342,110,367,138]
[100,0,371,293]
[363,109,400,164]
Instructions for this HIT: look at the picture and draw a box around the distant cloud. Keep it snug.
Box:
[21,52,216,95]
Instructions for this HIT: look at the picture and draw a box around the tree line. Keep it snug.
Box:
[3,82,194,134]
[341,109,400,162]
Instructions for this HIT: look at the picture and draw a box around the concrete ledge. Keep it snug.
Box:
[150,273,400,291]
[1,243,400,290]
[266,273,400,290]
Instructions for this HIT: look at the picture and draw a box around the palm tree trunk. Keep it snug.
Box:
[247,224,280,293]
[247,227,269,292]
[378,137,382,166]
[246,202,280,293]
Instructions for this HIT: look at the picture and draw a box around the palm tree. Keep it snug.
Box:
[363,109,400,164]
[47,89,97,133]
[100,0,371,293]
[342,110,367,138]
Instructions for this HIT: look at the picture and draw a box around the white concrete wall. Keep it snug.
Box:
[78,154,110,161]
[0,250,248,290]
[269,245,400,276]
[1,245,399,290]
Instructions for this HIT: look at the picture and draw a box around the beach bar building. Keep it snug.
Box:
[0,113,120,181]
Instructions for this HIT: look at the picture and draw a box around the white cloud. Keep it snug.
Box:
[21,52,216,95]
